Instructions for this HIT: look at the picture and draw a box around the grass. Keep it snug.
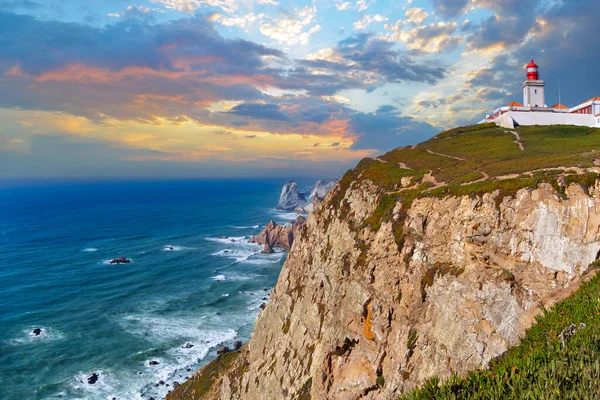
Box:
[166,351,241,400]
[400,268,600,400]
[320,124,600,246]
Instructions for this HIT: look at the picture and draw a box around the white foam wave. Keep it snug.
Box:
[83,247,98,252]
[8,327,65,345]
[205,236,247,245]
[231,225,260,229]
[211,248,258,263]
[115,313,237,400]
[162,245,194,252]
[221,293,229,297]
[212,274,226,281]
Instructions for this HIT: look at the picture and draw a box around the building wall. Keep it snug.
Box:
[524,86,545,107]
[498,111,599,128]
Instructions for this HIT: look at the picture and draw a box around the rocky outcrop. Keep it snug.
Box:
[276,181,307,211]
[309,179,337,200]
[109,256,131,264]
[177,178,600,400]
[249,216,306,250]
[278,179,338,213]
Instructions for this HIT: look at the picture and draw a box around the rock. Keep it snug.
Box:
[276,181,307,211]
[309,179,337,200]
[261,243,274,254]
[261,297,267,300]
[188,178,600,400]
[149,360,159,366]
[154,383,159,387]
[32,328,42,336]
[173,381,180,389]
[159,380,165,385]
[182,343,194,349]
[217,346,230,355]
[259,303,266,310]
[186,368,191,372]
[249,216,306,250]
[87,373,99,385]
[234,340,242,350]
[109,256,131,264]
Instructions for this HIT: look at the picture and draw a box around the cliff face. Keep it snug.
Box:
[186,179,600,399]
[168,124,600,400]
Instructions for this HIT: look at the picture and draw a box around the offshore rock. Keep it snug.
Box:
[276,181,307,211]
[261,243,274,254]
[249,216,306,250]
[309,179,337,200]
[109,256,131,264]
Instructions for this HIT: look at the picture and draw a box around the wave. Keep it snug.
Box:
[205,236,248,245]
[230,225,260,229]
[82,247,98,252]
[8,327,65,346]
[162,244,194,252]
[115,313,237,399]
[211,248,259,263]
[212,274,226,281]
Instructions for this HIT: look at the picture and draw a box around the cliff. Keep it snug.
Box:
[249,216,306,250]
[169,124,600,399]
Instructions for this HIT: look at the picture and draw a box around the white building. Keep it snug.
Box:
[481,60,600,129]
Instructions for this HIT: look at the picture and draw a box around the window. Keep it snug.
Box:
[535,89,537,94]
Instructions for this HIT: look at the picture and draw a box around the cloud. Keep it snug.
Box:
[430,0,470,18]
[150,0,238,14]
[224,103,292,121]
[353,14,388,30]
[404,7,429,25]
[290,33,447,95]
[259,6,321,45]
[384,21,463,53]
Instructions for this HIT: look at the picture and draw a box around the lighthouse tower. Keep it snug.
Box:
[522,59,546,107]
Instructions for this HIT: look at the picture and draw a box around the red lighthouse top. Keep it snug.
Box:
[526,59,539,80]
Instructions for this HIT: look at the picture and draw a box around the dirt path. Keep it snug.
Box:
[461,170,490,186]
[425,149,467,161]
[506,130,525,151]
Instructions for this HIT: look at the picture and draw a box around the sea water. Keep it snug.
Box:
[0,179,313,400]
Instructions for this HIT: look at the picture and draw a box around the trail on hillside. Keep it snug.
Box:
[506,130,525,151]
[425,149,467,161]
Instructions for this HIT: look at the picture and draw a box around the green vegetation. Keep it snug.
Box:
[400,270,600,400]
[166,351,240,400]
[322,124,600,251]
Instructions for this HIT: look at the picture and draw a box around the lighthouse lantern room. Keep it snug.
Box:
[522,59,545,107]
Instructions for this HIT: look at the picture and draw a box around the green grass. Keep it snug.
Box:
[400,267,600,400]
[320,124,600,245]
[166,351,241,400]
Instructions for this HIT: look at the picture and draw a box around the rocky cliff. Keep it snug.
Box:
[168,124,600,400]
[249,216,306,250]
[276,181,307,211]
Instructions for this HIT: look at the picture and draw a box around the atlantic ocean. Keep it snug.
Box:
[0,178,315,400]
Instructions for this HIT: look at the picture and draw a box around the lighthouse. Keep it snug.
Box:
[522,59,546,107]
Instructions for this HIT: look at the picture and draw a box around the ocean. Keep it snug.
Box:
[0,178,314,400]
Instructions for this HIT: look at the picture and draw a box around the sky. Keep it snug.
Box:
[1,0,599,178]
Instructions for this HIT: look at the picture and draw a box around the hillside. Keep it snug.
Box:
[168,124,600,399]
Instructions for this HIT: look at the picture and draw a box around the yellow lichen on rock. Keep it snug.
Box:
[363,302,375,340]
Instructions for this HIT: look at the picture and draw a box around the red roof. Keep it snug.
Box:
[552,104,568,109]
[585,96,600,103]
[507,101,523,107]
[526,59,538,68]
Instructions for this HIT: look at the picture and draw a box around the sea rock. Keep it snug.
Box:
[173,382,180,389]
[261,243,274,254]
[159,380,165,385]
[276,181,307,211]
[149,360,159,366]
[32,328,42,336]
[249,216,306,250]
[109,256,131,264]
[87,373,99,385]
[217,346,230,355]
[309,179,337,200]
[234,341,242,350]
[182,343,194,349]
[259,303,266,310]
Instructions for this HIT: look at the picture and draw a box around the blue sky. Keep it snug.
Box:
[1,0,599,178]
